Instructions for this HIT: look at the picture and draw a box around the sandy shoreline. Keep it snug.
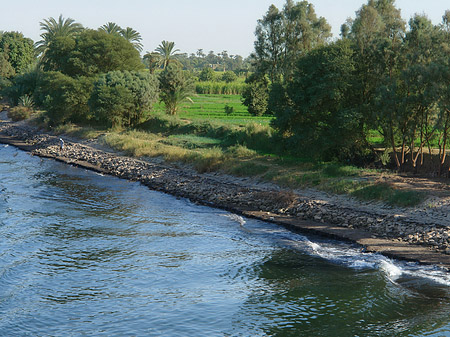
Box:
[2,114,450,270]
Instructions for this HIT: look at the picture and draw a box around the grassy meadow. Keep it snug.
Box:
[152,94,273,125]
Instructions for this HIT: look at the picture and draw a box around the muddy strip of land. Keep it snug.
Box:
[2,117,450,270]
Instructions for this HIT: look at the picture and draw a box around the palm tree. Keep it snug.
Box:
[121,27,143,52]
[155,40,180,69]
[99,22,122,36]
[35,15,83,57]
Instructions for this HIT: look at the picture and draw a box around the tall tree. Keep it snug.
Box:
[253,0,331,82]
[271,40,361,161]
[155,40,180,69]
[121,27,143,52]
[158,64,194,115]
[35,15,83,58]
[253,4,284,83]
[99,22,122,36]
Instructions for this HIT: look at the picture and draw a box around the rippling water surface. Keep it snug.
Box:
[2,144,450,336]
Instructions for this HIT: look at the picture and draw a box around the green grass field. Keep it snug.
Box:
[152,94,273,125]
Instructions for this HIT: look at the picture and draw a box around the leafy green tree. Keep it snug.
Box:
[0,32,35,74]
[253,1,331,82]
[242,74,269,116]
[0,53,15,78]
[43,29,144,77]
[3,68,42,106]
[349,0,406,116]
[158,64,194,115]
[199,67,215,81]
[222,70,237,83]
[35,15,83,59]
[271,40,364,161]
[37,71,94,125]
[155,40,180,69]
[253,4,288,83]
[89,70,159,127]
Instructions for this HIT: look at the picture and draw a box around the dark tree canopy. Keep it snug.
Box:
[0,32,35,74]
[43,29,144,77]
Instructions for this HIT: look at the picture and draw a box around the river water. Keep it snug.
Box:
[2,144,450,336]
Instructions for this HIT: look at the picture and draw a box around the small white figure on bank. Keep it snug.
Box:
[59,138,64,150]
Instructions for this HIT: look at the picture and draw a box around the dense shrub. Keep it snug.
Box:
[43,30,144,77]
[3,70,41,106]
[241,75,269,116]
[8,106,32,121]
[198,67,215,81]
[37,71,94,125]
[90,70,159,127]
[221,71,237,83]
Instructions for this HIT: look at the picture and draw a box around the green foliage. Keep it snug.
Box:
[8,106,32,121]
[272,39,366,161]
[0,53,15,78]
[155,40,180,69]
[199,67,215,81]
[99,23,143,52]
[242,75,269,116]
[0,77,11,97]
[221,71,237,83]
[18,94,35,109]
[90,70,159,127]
[37,71,94,125]
[0,31,35,74]
[43,29,144,77]
[254,1,331,82]
[36,15,84,59]
[224,104,234,115]
[195,81,245,95]
[3,69,41,106]
[158,64,195,115]
[143,52,161,74]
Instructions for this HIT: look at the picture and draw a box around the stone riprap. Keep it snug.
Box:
[2,119,450,269]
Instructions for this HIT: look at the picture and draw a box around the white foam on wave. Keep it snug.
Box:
[222,213,246,226]
[379,260,403,281]
[300,237,450,286]
[224,215,450,287]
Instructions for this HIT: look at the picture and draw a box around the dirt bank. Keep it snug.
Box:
[2,114,450,270]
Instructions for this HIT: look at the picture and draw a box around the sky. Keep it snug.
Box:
[1,0,449,57]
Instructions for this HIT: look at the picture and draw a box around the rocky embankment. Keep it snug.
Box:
[2,117,450,268]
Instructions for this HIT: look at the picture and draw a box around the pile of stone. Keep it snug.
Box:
[2,121,450,255]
